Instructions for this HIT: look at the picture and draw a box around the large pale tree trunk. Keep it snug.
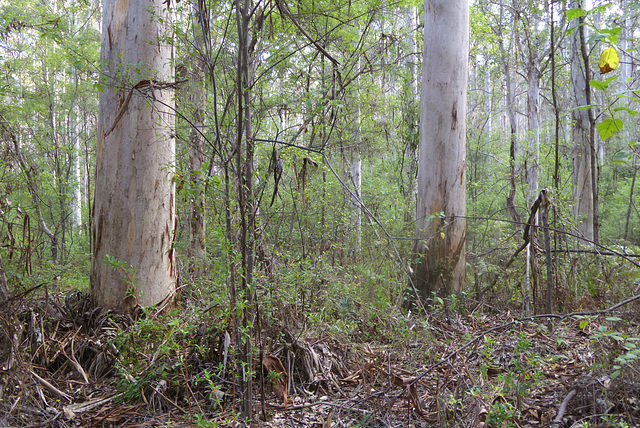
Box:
[91,0,176,311]
[570,0,595,242]
[413,0,468,298]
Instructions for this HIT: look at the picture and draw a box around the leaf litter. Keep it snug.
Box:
[1,291,640,427]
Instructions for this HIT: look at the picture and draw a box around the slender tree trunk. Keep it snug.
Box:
[188,0,207,276]
[526,58,540,209]
[8,130,58,265]
[350,151,362,256]
[541,190,552,315]
[550,4,560,190]
[624,159,637,248]
[498,29,520,226]
[570,0,595,243]
[0,253,9,301]
[484,57,492,135]
[235,0,254,418]
[70,104,83,229]
[620,0,632,89]
[91,0,176,311]
[413,0,468,298]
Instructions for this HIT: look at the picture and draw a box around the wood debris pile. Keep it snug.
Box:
[1,291,640,427]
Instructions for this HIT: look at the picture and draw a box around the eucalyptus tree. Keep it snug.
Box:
[569,0,597,243]
[413,0,469,298]
[91,0,177,311]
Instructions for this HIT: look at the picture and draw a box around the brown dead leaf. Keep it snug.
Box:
[262,354,289,404]
[472,403,488,428]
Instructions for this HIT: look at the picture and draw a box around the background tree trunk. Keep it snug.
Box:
[570,0,595,243]
[413,0,468,298]
[188,0,207,277]
[498,24,521,227]
[350,151,362,257]
[526,61,540,208]
[91,0,176,311]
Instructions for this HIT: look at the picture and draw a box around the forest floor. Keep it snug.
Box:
[2,289,640,428]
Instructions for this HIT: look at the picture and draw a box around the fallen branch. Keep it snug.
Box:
[268,398,370,414]
[550,389,577,426]
[63,394,122,420]
[29,368,72,403]
[62,328,89,384]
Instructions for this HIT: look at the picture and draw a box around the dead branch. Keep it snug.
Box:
[29,368,72,403]
[550,389,577,426]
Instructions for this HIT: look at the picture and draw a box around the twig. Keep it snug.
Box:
[63,327,89,383]
[268,399,370,414]
[550,389,577,426]
[29,368,72,403]
[274,0,340,66]
[71,394,121,413]
[551,249,640,257]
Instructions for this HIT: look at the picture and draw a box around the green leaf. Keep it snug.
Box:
[590,3,612,15]
[566,8,587,21]
[613,106,638,116]
[606,317,622,322]
[600,27,622,44]
[617,94,640,104]
[579,320,589,329]
[611,369,620,380]
[590,79,609,91]
[613,151,634,164]
[597,118,623,141]
[570,104,599,111]
[604,75,619,85]
[601,27,622,36]
[565,26,581,37]
[588,33,608,44]
[94,82,104,93]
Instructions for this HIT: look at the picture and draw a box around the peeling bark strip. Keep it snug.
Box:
[91,0,176,312]
[412,0,468,299]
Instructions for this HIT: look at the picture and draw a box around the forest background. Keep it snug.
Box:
[1,0,640,426]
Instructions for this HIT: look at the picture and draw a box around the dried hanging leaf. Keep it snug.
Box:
[262,354,289,403]
[299,157,318,204]
[599,47,619,74]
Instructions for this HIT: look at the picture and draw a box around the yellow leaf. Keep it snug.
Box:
[440,232,445,240]
[599,47,619,74]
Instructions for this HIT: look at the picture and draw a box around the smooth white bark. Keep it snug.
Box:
[91,0,176,311]
[414,0,468,295]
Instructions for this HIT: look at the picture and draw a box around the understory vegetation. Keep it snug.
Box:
[2,246,640,427]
